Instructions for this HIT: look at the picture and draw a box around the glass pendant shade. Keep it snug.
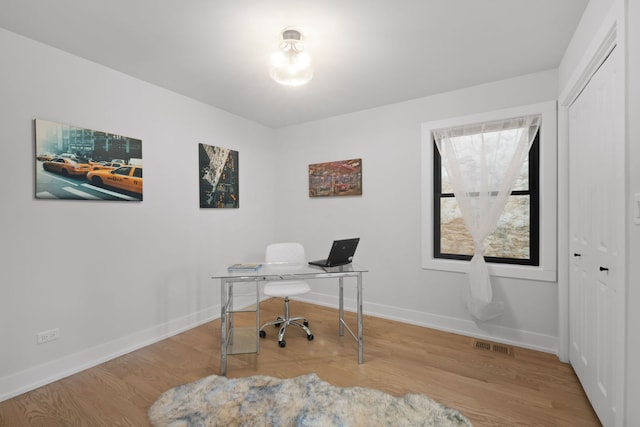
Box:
[270,29,313,86]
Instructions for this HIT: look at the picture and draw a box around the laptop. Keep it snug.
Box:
[308,238,360,268]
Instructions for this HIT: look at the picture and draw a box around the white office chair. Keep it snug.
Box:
[259,242,314,347]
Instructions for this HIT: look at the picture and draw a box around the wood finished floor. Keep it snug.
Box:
[0,299,601,426]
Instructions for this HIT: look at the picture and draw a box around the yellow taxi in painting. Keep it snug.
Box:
[86,165,143,195]
[89,161,125,171]
[36,153,55,161]
[42,157,91,176]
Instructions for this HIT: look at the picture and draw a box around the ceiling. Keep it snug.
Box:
[0,0,588,128]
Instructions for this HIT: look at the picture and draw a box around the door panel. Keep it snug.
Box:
[568,46,624,427]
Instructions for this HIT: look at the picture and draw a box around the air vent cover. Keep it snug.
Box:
[473,339,514,356]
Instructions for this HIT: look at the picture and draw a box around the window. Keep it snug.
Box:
[115,167,132,176]
[421,101,557,282]
[433,130,539,265]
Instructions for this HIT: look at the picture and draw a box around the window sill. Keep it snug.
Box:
[421,257,556,282]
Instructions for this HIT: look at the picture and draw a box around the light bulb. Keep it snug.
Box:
[270,29,313,86]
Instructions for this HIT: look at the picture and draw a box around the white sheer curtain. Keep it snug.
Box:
[433,115,540,321]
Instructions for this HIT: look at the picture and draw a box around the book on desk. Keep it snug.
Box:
[227,263,262,271]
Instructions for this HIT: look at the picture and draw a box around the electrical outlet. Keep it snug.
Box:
[37,328,60,344]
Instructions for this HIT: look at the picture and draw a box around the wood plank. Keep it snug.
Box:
[0,299,601,426]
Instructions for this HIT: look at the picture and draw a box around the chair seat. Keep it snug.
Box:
[263,281,310,297]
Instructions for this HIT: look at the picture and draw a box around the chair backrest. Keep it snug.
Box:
[266,242,305,265]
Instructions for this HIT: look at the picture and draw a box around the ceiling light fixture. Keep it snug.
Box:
[270,28,313,86]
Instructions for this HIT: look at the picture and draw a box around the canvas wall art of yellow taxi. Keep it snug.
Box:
[86,166,143,195]
[42,157,91,176]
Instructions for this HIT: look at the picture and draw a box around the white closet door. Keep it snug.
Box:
[568,46,625,427]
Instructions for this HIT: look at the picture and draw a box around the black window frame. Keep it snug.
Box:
[433,131,540,266]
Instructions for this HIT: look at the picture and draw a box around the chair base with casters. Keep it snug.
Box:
[259,282,314,347]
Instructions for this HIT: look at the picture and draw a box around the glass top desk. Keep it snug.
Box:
[212,263,367,375]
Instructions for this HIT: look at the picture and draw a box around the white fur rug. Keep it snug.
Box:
[148,373,473,426]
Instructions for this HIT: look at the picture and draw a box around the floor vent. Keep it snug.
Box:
[473,339,514,356]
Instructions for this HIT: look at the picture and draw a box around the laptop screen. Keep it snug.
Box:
[327,238,360,266]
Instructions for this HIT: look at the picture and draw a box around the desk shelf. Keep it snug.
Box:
[223,281,260,356]
[227,325,258,355]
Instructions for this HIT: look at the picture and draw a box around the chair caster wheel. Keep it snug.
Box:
[259,330,266,338]
[303,320,309,327]
[278,340,286,348]
[307,334,314,341]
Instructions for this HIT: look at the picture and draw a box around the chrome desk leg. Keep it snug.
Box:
[255,279,260,355]
[220,279,228,376]
[357,272,363,364]
[339,277,344,336]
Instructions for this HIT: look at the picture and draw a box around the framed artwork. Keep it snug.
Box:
[35,119,143,201]
[199,143,239,208]
[309,158,362,197]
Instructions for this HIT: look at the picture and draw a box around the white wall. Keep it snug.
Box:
[0,28,277,400]
[274,71,560,352]
[558,0,616,90]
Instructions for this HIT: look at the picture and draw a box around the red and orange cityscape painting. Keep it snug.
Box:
[308,158,362,197]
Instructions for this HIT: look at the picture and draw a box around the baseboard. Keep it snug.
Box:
[297,292,558,354]
[0,293,558,403]
[0,305,220,403]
